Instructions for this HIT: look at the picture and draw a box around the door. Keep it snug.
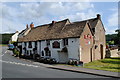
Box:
[90,48,92,62]
[58,52,68,63]
[100,44,103,59]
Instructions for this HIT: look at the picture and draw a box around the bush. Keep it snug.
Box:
[13,48,20,57]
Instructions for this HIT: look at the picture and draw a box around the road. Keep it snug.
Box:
[1,46,111,78]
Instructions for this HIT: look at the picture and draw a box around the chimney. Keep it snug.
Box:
[97,14,101,19]
[16,31,19,33]
[26,24,28,28]
[30,22,34,28]
[52,21,56,25]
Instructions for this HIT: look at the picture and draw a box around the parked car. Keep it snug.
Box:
[8,44,14,50]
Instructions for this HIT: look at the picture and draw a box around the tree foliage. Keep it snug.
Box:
[0,33,14,44]
[106,34,118,45]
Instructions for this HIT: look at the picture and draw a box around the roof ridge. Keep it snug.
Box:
[72,17,97,23]
[35,18,69,28]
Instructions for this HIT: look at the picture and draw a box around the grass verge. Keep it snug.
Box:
[83,57,120,72]
[0,44,7,46]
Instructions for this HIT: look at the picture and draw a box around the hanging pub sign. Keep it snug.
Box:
[52,41,60,48]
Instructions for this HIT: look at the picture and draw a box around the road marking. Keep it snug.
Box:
[0,60,39,68]
[1,50,8,57]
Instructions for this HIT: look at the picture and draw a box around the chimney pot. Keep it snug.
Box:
[26,24,28,28]
[16,31,19,33]
[30,22,34,28]
[97,14,101,19]
[52,21,56,25]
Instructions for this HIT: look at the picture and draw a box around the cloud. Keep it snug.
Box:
[18,2,95,20]
[108,12,118,27]
[1,3,17,20]
[1,18,25,33]
[59,9,99,22]
[1,2,98,33]
[106,8,118,34]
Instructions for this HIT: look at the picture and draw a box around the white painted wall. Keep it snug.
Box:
[22,42,25,55]
[67,38,80,60]
[37,41,40,55]
[40,41,47,57]
[37,38,80,63]
[21,38,81,63]
[18,43,22,46]
[11,32,19,42]
[50,39,62,61]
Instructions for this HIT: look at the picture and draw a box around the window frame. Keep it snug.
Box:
[63,38,68,46]
[35,41,37,48]
[46,40,50,46]
[28,41,32,48]
[52,41,60,48]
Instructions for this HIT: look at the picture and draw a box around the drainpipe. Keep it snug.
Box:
[92,36,95,61]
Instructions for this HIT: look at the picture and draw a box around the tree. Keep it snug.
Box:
[115,29,120,51]
[106,34,118,45]
[0,33,14,44]
[109,41,114,45]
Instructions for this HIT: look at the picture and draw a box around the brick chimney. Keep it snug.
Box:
[26,24,28,28]
[52,21,56,25]
[97,14,101,19]
[15,31,19,33]
[30,22,34,28]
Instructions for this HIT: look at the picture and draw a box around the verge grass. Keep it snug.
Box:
[83,57,120,72]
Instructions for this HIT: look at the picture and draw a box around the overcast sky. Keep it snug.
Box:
[0,2,118,34]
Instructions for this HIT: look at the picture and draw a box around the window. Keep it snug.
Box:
[48,51,51,56]
[30,50,32,54]
[27,50,29,55]
[45,51,51,56]
[63,38,68,46]
[92,28,95,32]
[35,41,37,48]
[24,42,26,47]
[46,40,50,46]
[52,41,60,48]
[28,41,32,48]
[42,51,44,56]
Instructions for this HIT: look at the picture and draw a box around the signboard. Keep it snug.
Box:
[84,34,92,45]
[52,41,60,48]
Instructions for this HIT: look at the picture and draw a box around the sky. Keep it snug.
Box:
[0,1,119,34]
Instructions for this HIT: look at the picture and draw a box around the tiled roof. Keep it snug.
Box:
[18,18,99,42]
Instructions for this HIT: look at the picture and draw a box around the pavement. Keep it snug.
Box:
[48,65,120,78]
[25,60,120,78]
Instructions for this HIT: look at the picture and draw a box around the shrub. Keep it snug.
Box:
[13,48,20,57]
